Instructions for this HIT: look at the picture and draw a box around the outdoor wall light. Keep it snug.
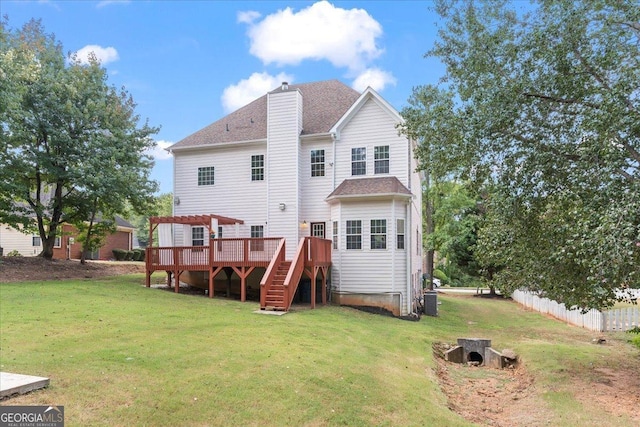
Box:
[279,203,286,211]
[174,197,180,205]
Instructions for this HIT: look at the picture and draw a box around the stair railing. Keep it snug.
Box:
[283,237,307,310]
[260,238,286,308]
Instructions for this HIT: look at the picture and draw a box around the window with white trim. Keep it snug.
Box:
[374,145,389,174]
[192,227,204,246]
[310,149,325,177]
[54,236,62,248]
[351,147,366,176]
[332,221,338,250]
[251,155,264,181]
[251,225,264,251]
[370,219,387,250]
[311,222,325,238]
[32,236,41,246]
[396,219,405,250]
[198,166,215,186]
[346,220,362,250]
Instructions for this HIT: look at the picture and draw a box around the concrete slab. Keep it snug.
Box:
[253,310,287,316]
[0,372,50,399]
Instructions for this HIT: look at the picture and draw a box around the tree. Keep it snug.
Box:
[130,192,173,248]
[0,19,159,260]
[403,0,640,309]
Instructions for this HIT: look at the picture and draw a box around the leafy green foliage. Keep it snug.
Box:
[403,0,640,310]
[0,19,159,259]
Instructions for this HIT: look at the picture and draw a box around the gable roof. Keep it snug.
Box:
[170,80,361,150]
[326,177,413,202]
[330,87,404,137]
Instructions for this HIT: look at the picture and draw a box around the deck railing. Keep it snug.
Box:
[146,237,282,271]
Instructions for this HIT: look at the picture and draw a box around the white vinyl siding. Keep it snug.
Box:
[334,98,409,186]
[267,89,301,258]
[330,200,409,311]
[173,144,267,244]
[0,225,41,256]
[299,138,333,241]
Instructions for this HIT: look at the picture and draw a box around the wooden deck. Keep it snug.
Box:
[145,237,331,311]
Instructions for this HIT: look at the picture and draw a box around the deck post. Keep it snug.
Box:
[321,267,328,305]
[232,266,255,302]
[209,266,224,298]
[311,267,318,309]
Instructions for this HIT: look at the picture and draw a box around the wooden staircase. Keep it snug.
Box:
[260,237,331,312]
[263,261,290,310]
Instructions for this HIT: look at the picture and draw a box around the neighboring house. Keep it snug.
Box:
[0,216,135,260]
[168,80,424,317]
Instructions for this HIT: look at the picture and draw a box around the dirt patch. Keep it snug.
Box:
[432,342,547,427]
[432,341,640,426]
[0,256,144,283]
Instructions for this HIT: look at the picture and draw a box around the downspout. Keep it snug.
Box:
[331,132,337,190]
[406,136,413,316]
[406,200,412,316]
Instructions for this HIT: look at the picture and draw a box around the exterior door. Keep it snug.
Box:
[311,222,325,238]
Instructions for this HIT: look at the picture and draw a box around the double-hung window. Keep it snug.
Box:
[198,166,215,186]
[251,155,264,181]
[332,221,338,250]
[251,225,264,251]
[192,227,205,246]
[311,150,325,177]
[396,219,405,250]
[346,220,362,250]
[370,219,387,249]
[351,147,366,176]
[374,145,389,174]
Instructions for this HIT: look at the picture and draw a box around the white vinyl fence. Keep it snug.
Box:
[512,289,640,332]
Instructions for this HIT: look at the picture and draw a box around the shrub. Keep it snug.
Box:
[124,250,134,261]
[433,268,449,284]
[112,249,127,261]
[133,248,145,261]
[628,326,640,349]
[6,250,22,257]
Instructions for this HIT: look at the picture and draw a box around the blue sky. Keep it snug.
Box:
[2,0,446,194]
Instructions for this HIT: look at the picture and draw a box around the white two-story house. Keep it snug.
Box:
[166,80,423,317]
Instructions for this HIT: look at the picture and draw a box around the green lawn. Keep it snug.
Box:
[1,275,638,426]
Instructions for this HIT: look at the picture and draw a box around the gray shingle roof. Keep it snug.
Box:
[171,80,361,150]
[326,177,413,201]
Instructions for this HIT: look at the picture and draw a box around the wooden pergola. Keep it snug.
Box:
[147,214,245,248]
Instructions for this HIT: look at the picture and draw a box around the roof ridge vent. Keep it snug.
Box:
[281,81,289,91]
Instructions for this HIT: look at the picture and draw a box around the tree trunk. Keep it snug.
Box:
[39,235,55,260]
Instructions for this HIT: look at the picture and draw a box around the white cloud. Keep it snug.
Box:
[241,1,383,73]
[237,10,261,24]
[351,68,397,92]
[147,140,173,161]
[96,0,130,8]
[74,45,119,65]
[221,72,294,113]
